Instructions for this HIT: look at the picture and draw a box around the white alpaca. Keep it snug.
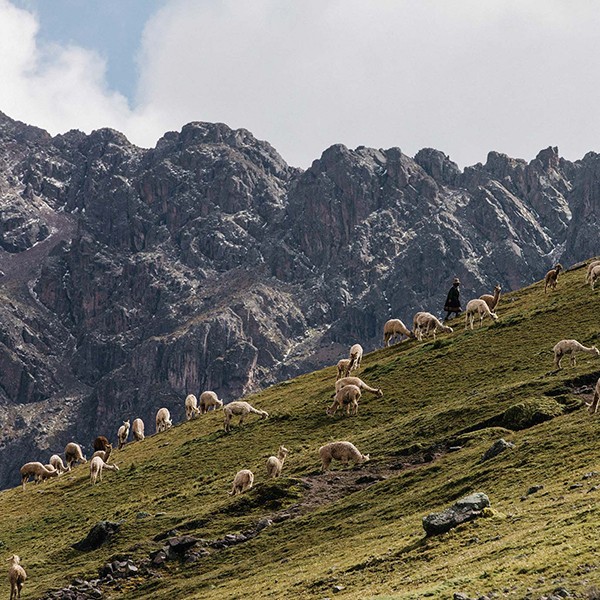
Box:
[49,454,70,474]
[383,318,414,346]
[464,299,498,330]
[117,420,130,449]
[544,263,563,293]
[91,447,112,462]
[64,442,87,469]
[89,456,120,485]
[319,441,370,471]
[223,401,268,432]
[229,469,254,495]
[199,391,223,414]
[553,339,600,369]
[588,377,600,415]
[585,260,600,283]
[266,446,289,478]
[19,462,58,490]
[590,265,600,290]
[155,407,173,433]
[412,312,453,341]
[7,555,26,600]
[480,284,502,311]
[132,418,145,441]
[334,376,383,397]
[327,384,362,416]
[185,394,200,420]
[346,344,364,375]
[336,359,352,380]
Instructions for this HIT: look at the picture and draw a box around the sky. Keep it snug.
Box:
[2,0,600,169]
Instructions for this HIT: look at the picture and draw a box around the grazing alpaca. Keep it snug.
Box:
[7,555,26,600]
[590,265,600,291]
[383,319,414,346]
[327,384,362,416]
[553,339,600,369]
[229,469,254,495]
[544,264,562,294]
[480,284,502,311]
[223,401,268,432]
[464,299,498,330]
[588,377,600,415]
[412,312,453,341]
[585,259,600,283]
[319,441,369,471]
[132,418,145,441]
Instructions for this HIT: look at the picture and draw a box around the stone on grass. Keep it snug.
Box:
[423,492,491,536]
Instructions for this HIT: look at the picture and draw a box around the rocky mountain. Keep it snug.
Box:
[0,111,596,488]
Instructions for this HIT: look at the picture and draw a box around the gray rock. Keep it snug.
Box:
[71,521,122,551]
[423,492,491,536]
[481,439,515,462]
[527,485,544,495]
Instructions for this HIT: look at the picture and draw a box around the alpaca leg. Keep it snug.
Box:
[571,354,577,367]
[555,353,562,369]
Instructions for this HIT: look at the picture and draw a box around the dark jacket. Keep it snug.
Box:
[444,285,461,311]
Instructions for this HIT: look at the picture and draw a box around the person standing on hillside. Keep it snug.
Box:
[444,277,462,321]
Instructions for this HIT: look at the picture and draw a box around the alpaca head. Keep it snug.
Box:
[555,263,563,273]
[491,312,499,321]
[593,346,600,357]
[360,454,370,464]
[494,284,502,293]
[7,555,20,564]
[376,388,384,398]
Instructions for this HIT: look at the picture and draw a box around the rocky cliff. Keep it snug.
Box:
[0,111,595,488]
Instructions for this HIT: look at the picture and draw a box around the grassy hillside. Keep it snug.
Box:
[2,263,600,600]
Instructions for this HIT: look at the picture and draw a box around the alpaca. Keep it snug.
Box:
[544,263,563,293]
[327,385,362,416]
[89,456,120,485]
[465,299,498,330]
[346,344,363,376]
[553,339,600,369]
[185,394,200,420]
[92,443,113,463]
[383,318,415,346]
[155,407,173,433]
[334,376,383,397]
[223,401,268,433]
[199,391,223,414]
[266,446,289,478]
[336,359,352,380]
[7,555,26,600]
[132,418,145,441]
[412,311,453,341]
[93,436,111,452]
[590,265,600,291]
[480,284,502,311]
[319,441,369,471]
[49,454,70,474]
[585,260,600,283]
[64,442,87,469]
[19,462,58,490]
[229,469,254,495]
[117,420,130,449]
[588,377,600,415]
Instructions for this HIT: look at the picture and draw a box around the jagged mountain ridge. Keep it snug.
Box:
[0,110,596,488]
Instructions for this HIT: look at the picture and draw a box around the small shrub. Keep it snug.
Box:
[502,397,564,430]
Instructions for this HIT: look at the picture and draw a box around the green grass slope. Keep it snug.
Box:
[2,264,600,600]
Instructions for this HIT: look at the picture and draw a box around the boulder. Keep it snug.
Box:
[423,493,491,536]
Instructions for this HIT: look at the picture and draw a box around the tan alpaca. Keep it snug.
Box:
[480,284,501,311]
[412,312,453,341]
[383,319,414,346]
[587,377,600,415]
[327,385,362,416]
[7,555,26,600]
[553,339,600,369]
[464,299,498,330]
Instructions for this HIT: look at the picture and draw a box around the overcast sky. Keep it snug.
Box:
[2,0,600,169]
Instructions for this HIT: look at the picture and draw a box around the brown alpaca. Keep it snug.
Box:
[480,284,501,311]
[544,264,562,294]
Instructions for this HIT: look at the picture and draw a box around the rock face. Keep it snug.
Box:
[0,111,596,488]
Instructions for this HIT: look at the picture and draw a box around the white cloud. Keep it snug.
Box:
[2,0,600,169]
[0,0,135,138]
